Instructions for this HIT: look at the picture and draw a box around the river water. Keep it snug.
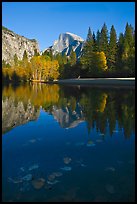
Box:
[2,83,135,202]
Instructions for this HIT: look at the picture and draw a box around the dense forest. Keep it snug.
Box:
[2,22,135,83]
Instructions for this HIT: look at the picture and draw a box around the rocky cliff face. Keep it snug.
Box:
[44,32,84,59]
[2,97,40,134]
[2,26,40,65]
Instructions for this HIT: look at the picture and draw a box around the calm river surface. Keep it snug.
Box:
[2,83,135,202]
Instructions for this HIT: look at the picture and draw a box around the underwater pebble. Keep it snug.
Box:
[28,164,39,171]
[48,174,56,181]
[22,174,32,181]
[47,180,60,185]
[60,166,72,171]
[63,157,72,164]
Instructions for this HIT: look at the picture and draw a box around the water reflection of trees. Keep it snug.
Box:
[2,84,135,138]
[60,86,135,138]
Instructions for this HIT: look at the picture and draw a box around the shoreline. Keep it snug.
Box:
[53,78,135,86]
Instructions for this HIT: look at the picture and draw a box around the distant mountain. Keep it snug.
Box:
[43,32,85,59]
[2,26,40,64]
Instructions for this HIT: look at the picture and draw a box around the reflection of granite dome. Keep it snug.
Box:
[2,97,40,134]
[52,103,84,129]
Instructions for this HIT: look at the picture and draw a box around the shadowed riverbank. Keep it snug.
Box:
[55,78,135,86]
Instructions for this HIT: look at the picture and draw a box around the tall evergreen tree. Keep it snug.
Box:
[23,50,28,61]
[34,49,40,56]
[14,54,18,66]
[116,33,124,72]
[80,27,94,69]
[124,23,134,48]
[86,27,93,42]
[96,30,101,51]
[124,23,135,75]
[100,23,109,57]
[69,50,76,66]
[108,25,117,69]
[92,31,97,51]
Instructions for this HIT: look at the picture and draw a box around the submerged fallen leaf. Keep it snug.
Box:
[32,178,45,189]
[63,157,72,164]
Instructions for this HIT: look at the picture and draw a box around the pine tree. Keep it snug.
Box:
[124,23,134,48]
[116,33,124,73]
[14,54,18,66]
[69,50,76,66]
[96,30,101,52]
[86,27,93,42]
[124,24,135,75]
[80,27,94,69]
[116,23,135,76]
[92,31,97,51]
[34,49,40,56]
[108,25,117,69]
[23,50,28,61]
[100,23,109,57]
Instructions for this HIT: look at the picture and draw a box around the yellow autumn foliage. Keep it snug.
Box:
[93,51,108,71]
[2,84,60,108]
[98,93,108,113]
[2,55,60,82]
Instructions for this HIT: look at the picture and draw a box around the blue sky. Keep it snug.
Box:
[2,2,135,51]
